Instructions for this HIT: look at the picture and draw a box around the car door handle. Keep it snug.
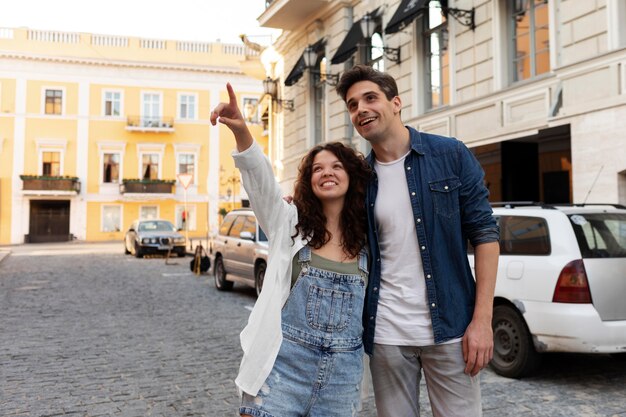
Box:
[237,242,242,247]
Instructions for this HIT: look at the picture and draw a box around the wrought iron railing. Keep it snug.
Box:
[20,175,81,193]
[120,179,175,194]
[126,116,174,130]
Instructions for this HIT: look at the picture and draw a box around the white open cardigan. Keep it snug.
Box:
[232,142,307,396]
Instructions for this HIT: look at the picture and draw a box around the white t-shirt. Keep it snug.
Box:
[373,152,435,346]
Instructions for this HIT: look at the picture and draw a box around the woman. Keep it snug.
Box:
[211,83,371,417]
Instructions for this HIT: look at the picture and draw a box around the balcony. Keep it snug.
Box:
[259,0,331,30]
[20,175,81,196]
[126,116,175,133]
[120,179,175,196]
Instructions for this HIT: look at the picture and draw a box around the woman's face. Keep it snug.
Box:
[310,150,350,203]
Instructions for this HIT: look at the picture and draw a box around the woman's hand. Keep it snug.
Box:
[210,83,254,152]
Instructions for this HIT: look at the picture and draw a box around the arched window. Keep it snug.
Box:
[510,0,550,82]
[370,32,385,71]
[423,0,449,109]
[312,56,327,145]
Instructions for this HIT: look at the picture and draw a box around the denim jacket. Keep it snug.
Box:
[363,127,499,355]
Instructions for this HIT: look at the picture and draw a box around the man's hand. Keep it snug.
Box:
[464,240,498,376]
[210,83,253,151]
[462,318,493,376]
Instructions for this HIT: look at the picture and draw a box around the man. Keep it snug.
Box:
[336,65,500,417]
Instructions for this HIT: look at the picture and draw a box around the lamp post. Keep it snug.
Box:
[177,173,193,247]
[220,170,240,212]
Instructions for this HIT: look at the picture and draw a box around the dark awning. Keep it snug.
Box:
[385,0,428,35]
[284,56,305,87]
[284,38,326,86]
[330,8,382,65]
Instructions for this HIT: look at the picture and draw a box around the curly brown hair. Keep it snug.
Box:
[292,142,371,258]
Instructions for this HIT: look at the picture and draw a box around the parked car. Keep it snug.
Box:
[209,209,268,296]
[467,203,626,378]
[124,219,186,258]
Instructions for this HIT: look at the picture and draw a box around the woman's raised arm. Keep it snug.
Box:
[210,83,294,238]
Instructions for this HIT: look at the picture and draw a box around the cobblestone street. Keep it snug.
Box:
[1,242,625,416]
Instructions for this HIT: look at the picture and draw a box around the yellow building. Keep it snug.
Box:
[0,27,267,245]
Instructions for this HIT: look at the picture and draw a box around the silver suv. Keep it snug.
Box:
[468,203,626,378]
[209,209,268,296]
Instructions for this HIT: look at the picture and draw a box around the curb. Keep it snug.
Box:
[0,250,11,264]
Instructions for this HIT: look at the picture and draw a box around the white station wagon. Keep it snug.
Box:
[468,203,626,378]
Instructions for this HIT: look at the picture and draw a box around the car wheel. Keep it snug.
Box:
[177,250,186,258]
[491,305,540,378]
[134,242,143,259]
[214,256,233,291]
[255,262,266,297]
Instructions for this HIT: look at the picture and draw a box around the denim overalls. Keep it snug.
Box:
[240,245,368,417]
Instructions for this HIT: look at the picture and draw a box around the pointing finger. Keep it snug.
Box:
[226,82,237,106]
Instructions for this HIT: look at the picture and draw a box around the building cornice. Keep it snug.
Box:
[0,50,244,75]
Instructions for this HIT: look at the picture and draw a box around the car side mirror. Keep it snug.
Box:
[239,231,255,241]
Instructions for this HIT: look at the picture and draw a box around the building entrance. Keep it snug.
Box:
[472,125,572,204]
[27,200,71,243]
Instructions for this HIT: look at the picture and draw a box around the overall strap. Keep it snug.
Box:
[357,247,369,278]
[298,245,312,272]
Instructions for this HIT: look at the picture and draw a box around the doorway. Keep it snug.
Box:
[27,200,71,243]
[471,125,572,204]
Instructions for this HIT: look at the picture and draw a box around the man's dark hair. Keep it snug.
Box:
[336,64,399,102]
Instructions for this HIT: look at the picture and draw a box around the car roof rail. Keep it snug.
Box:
[490,201,545,208]
[547,203,626,209]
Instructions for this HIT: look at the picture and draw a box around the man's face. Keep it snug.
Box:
[345,80,401,143]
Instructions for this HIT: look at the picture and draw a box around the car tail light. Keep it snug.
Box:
[552,259,592,303]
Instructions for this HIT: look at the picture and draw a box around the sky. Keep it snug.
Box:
[1,0,280,45]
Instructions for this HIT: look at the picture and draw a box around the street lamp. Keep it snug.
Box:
[360,13,401,64]
[302,46,339,86]
[220,169,240,212]
[262,77,295,111]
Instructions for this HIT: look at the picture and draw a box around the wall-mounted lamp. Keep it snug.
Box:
[262,77,295,111]
[303,45,340,86]
[361,13,401,64]
[442,5,475,31]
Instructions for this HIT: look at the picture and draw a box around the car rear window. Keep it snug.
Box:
[568,213,626,258]
[499,215,551,255]
[467,215,550,255]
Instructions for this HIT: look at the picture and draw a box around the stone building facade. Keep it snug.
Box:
[259,0,626,205]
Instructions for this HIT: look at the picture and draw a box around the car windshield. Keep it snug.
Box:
[138,221,176,232]
[258,227,268,242]
[569,213,626,258]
